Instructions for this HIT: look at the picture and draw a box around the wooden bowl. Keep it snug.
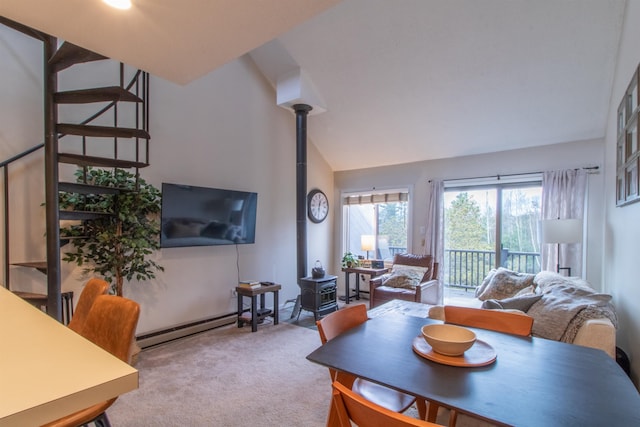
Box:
[421,324,476,356]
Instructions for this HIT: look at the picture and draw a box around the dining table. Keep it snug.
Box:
[306,311,640,427]
[0,287,138,427]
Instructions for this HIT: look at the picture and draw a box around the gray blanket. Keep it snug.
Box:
[527,283,618,343]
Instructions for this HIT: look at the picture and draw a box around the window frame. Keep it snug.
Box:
[443,174,542,285]
[341,186,413,261]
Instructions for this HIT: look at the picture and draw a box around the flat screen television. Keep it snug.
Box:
[160,183,257,248]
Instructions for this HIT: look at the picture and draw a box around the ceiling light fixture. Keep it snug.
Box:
[103,0,132,10]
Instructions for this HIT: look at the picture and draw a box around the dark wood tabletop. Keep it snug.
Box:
[306,313,640,427]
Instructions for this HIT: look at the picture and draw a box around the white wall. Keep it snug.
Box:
[0,25,334,335]
[0,26,48,294]
[334,139,605,293]
[604,0,640,387]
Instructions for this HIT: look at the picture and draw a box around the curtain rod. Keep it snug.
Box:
[428,166,599,183]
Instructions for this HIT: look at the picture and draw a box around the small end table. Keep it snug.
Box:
[236,283,281,332]
[341,267,389,303]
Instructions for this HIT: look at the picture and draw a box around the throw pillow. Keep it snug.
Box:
[475,269,497,298]
[382,264,429,289]
[477,268,535,301]
[533,271,593,293]
[514,285,536,297]
[481,293,543,312]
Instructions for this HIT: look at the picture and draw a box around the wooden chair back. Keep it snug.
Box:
[316,304,368,387]
[317,303,368,344]
[68,278,110,334]
[329,381,441,427]
[443,306,533,337]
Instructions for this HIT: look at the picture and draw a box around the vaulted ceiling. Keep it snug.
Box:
[0,0,627,171]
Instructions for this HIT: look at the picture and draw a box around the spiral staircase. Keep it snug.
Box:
[0,17,151,322]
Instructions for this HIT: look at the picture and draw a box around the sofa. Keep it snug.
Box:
[429,268,618,358]
[369,254,440,308]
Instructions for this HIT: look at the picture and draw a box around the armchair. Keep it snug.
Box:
[370,253,440,308]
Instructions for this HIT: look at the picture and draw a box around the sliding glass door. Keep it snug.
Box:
[444,181,541,296]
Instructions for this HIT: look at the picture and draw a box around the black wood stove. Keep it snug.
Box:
[296,275,338,321]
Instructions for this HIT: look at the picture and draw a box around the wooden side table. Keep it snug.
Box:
[341,267,389,303]
[236,283,281,332]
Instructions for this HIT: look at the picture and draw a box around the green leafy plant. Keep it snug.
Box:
[341,251,358,268]
[59,168,163,296]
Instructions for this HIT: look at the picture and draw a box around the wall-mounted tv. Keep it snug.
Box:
[161,183,258,248]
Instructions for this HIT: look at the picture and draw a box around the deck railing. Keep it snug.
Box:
[381,247,540,292]
[444,249,541,291]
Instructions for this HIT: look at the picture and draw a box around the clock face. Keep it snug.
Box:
[308,189,329,223]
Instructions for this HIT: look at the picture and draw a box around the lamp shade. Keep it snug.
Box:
[361,235,375,251]
[540,219,583,244]
[103,0,132,9]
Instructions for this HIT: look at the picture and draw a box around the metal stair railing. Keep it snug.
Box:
[1,143,45,291]
[2,18,150,321]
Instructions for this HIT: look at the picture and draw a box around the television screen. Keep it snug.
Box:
[161,183,257,248]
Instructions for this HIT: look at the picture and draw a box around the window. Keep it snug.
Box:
[443,176,541,296]
[342,189,409,261]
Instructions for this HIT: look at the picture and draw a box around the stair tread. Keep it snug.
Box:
[58,153,149,169]
[12,291,48,301]
[11,290,74,299]
[59,210,113,221]
[11,261,47,269]
[59,181,130,195]
[54,86,143,104]
[49,42,108,72]
[57,123,150,139]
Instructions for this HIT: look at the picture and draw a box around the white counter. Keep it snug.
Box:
[0,287,138,426]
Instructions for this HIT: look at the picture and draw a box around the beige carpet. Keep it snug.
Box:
[107,310,495,427]
[108,321,330,426]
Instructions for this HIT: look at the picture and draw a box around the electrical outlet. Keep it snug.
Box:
[231,288,238,298]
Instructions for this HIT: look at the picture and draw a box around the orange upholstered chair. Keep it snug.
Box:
[328,381,443,427]
[317,304,427,419]
[43,295,140,427]
[68,278,110,334]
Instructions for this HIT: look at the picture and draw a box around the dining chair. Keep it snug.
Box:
[42,295,140,427]
[328,381,443,427]
[316,304,427,419]
[427,305,534,426]
[67,278,110,334]
[443,305,534,337]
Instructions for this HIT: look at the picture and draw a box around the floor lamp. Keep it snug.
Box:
[540,218,583,276]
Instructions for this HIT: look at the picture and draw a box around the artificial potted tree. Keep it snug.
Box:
[59,167,164,296]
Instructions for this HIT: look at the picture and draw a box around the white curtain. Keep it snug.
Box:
[424,180,444,304]
[541,169,587,275]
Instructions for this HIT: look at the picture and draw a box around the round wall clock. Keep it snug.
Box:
[307,189,329,223]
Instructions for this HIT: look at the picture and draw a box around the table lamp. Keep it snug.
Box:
[361,235,375,259]
[540,218,583,276]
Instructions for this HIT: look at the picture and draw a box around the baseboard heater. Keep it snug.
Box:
[136,312,238,349]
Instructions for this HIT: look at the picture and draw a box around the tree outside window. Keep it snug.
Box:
[444,184,541,291]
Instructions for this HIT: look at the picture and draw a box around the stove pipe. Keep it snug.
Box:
[294,104,312,280]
